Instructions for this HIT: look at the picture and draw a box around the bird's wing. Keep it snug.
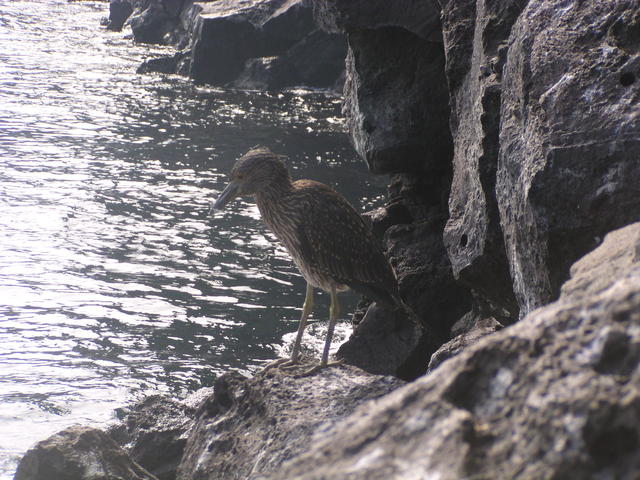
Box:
[295,183,398,299]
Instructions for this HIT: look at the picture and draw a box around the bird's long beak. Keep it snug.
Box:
[211,181,240,213]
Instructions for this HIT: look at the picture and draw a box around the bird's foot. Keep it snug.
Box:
[295,359,343,378]
[262,357,298,373]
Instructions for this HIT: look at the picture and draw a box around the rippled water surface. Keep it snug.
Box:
[0,1,384,475]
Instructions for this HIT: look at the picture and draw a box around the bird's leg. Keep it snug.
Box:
[264,282,313,372]
[290,282,314,363]
[299,286,343,377]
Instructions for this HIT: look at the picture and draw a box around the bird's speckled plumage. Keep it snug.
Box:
[259,178,399,303]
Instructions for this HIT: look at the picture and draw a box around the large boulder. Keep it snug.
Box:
[269,222,640,479]
[176,366,403,479]
[14,426,157,480]
[187,0,345,88]
[496,0,640,316]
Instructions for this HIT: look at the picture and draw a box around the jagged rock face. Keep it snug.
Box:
[268,222,640,480]
[128,0,196,46]
[496,0,640,316]
[343,29,452,174]
[314,0,450,175]
[14,426,158,480]
[176,366,403,480]
[441,0,525,322]
[313,0,442,42]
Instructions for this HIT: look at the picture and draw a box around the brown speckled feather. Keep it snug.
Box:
[288,180,399,306]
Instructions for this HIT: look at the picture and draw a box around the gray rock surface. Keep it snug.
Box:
[129,0,195,46]
[269,222,640,479]
[176,366,403,479]
[441,0,525,323]
[14,426,157,480]
[109,394,201,480]
[496,0,640,316]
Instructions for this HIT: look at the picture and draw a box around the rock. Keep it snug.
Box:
[342,29,451,175]
[231,30,345,90]
[496,0,640,316]
[340,172,472,379]
[176,367,403,479]
[561,222,640,301]
[336,302,426,379]
[315,0,452,174]
[130,2,174,45]
[107,0,134,32]
[188,0,345,88]
[14,426,157,480]
[427,316,502,372]
[109,394,200,480]
[137,52,185,75]
[268,222,640,479]
[126,0,197,46]
[441,0,525,323]
[313,0,442,42]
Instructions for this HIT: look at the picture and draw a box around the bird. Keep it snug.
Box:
[212,146,404,375]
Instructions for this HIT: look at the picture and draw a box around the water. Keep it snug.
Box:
[0,1,385,476]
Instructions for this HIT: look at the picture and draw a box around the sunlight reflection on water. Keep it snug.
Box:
[0,0,385,475]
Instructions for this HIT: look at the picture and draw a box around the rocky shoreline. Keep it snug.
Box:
[15,0,640,479]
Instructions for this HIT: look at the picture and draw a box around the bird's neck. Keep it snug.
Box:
[255,177,294,215]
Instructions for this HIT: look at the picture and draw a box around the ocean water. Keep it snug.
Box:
[0,1,384,476]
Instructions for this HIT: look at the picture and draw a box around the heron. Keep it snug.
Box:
[212,147,404,375]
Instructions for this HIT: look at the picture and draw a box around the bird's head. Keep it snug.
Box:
[212,146,290,211]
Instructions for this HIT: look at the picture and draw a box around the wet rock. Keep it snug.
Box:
[107,0,134,32]
[188,0,345,88]
[441,0,525,323]
[176,367,403,479]
[268,222,640,479]
[231,31,345,90]
[125,0,197,47]
[130,2,175,45]
[14,426,157,480]
[109,394,202,480]
[137,52,186,75]
[496,0,640,316]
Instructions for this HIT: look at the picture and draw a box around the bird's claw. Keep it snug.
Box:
[295,359,343,378]
[262,357,300,373]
